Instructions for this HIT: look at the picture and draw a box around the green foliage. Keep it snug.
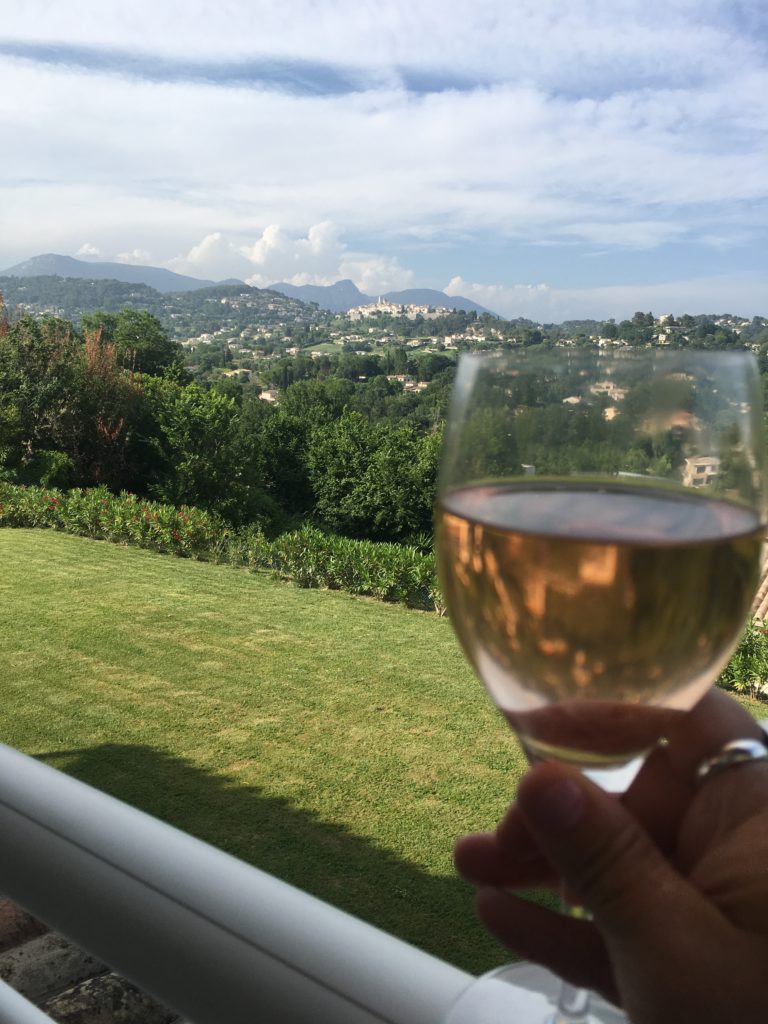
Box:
[143,373,276,525]
[717,618,768,700]
[0,313,164,492]
[3,304,765,550]
[306,412,438,542]
[0,485,443,612]
[0,483,226,558]
[0,315,83,484]
[80,309,182,375]
[240,525,442,611]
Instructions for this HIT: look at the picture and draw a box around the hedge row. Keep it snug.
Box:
[3,484,762,687]
[0,485,445,613]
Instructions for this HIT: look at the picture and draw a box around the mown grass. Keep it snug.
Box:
[0,528,527,974]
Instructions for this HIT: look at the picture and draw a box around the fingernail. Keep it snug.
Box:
[524,777,586,833]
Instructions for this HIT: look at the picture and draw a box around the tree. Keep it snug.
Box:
[306,411,439,541]
[81,310,182,375]
[242,405,315,517]
[143,374,269,523]
[718,619,768,699]
[277,378,355,426]
[0,315,82,485]
[74,326,154,490]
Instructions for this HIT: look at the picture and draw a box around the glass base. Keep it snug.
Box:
[548,979,592,1023]
[498,963,628,1023]
[443,962,628,1024]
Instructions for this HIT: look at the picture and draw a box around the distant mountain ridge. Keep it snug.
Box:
[1,254,493,314]
[268,279,494,315]
[0,254,229,294]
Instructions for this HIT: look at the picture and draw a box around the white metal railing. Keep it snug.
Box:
[0,979,57,1024]
[0,743,560,1024]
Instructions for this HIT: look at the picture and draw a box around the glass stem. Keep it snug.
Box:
[548,899,592,1023]
[522,744,599,1022]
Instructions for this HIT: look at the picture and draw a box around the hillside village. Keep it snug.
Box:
[1,273,766,409]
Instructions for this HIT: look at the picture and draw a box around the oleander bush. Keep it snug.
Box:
[251,526,442,610]
[0,484,444,613]
[0,484,227,559]
[717,618,768,700]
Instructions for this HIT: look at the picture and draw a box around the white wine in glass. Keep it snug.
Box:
[436,348,766,1021]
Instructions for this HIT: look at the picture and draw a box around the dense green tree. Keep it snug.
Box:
[80,309,182,375]
[277,377,355,426]
[143,374,271,523]
[0,315,82,485]
[246,408,315,516]
[306,412,435,541]
[74,329,156,490]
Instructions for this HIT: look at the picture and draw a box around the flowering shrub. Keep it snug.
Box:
[231,524,443,612]
[0,484,445,612]
[717,618,768,700]
[0,484,227,560]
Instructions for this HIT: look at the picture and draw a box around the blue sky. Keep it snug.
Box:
[1,0,767,321]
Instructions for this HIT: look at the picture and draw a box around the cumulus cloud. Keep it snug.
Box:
[75,242,101,257]
[1,3,767,316]
[169,233,253,280]
[115,248,152,265]
[445,276,557,320]
[166,224,414,292]
[236,223,413,292]
[240,223,344,284]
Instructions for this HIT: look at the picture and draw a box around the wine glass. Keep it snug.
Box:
[436,347,766,1023]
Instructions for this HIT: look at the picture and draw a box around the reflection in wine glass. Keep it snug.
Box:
[436,348,766,1022]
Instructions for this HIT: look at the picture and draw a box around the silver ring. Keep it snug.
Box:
[697,738,768,783]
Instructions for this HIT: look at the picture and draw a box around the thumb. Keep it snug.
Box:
[517,761,704,939]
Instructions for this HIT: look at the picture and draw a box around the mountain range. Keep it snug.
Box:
[270,279,492,315]
[0,254,493,315]
[1,254,224,294]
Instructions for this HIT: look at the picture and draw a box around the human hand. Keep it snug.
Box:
[454,689,768,1024]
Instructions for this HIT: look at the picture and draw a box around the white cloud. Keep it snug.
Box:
[445,276,555,319]
[115,248,152,265]
[2,0,761,93]
[1,53,765,260]
[336,254,413,294]
[166,224,415,292]
[75,242,101,256]
[1,3,767,314]
[236,223,413,293]
[169,232,253,280]
[445,273,767,322]
[240,223,344,284]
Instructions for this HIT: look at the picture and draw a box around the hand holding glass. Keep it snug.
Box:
[436,349,766,1021]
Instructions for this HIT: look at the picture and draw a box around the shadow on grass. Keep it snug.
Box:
[40,744,510,976]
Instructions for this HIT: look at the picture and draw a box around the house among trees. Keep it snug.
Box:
[682,455,720,487]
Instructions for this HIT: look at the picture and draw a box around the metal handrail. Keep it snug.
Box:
[0,743,557,1023]
[0,979,57,1024]
[1,743,496,1024]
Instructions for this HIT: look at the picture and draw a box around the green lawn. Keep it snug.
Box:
[305,342,344,353]
[0,529,525,974]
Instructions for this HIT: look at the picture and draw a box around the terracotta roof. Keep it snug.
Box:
[0,898,186,1023]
